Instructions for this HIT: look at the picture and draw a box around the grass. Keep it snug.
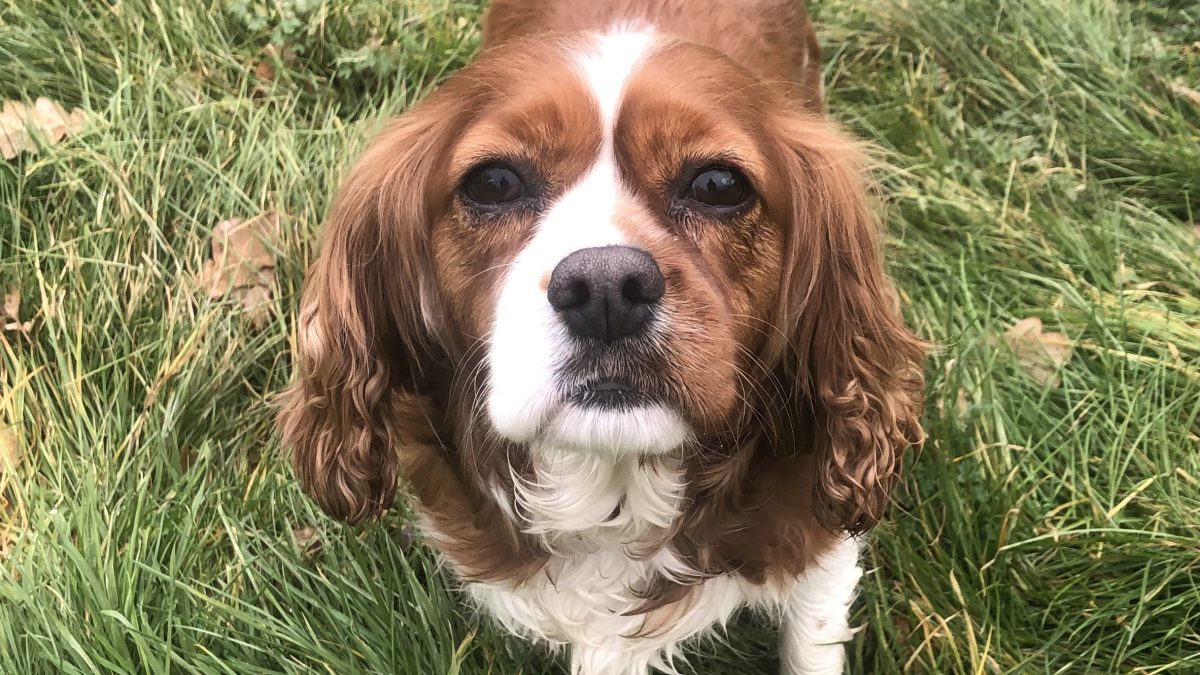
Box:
[1,0,1198,672]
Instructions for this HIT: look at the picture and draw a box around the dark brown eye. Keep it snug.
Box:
[689,167,749,207]
[463,163,525,205]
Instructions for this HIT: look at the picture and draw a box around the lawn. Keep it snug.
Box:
[1,0,1198,672]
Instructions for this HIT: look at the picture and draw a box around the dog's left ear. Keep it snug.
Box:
[769,112,927,534]
[277,98,459,523]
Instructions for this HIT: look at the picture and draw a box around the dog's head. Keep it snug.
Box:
[279,30,924,535]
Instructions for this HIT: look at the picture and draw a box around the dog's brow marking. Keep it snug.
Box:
[575,28,655,137]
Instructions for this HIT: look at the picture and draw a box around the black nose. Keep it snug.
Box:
[547,246,665,344]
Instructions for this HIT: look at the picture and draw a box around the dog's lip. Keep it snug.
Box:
[583,379,638,394]
[569,379,655,408]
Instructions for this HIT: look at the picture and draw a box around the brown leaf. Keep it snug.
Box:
[0,97,85,160]
[252,44,297,99]
[2,288,30,333]
[1168,80,1200,106]
[0,424,19,562]
[0,426,19,478]
[240,285,273,329]
[1003,317,1075,387]
[254,57,276,84]
[292,526,323,557]
[195,212,280,327]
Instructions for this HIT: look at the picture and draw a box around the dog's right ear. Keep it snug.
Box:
[278,102,457,523]
[768,112,927,535]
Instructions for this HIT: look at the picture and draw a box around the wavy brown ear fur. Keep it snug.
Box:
[278,104,455,523]
[771,113,927,534]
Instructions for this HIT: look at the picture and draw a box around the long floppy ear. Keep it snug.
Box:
[771,113,927,534]
[278,104,456,523]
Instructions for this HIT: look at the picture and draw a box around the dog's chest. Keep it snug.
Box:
[461,449,763,671]
[467,542,756,670]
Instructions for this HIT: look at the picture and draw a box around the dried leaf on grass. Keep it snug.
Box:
[1168,80,1200,106]
[1,423,22,560]
[1000,317,1075,387]
[195,212,281,328]
[254,58,276,84]
[0,97,85,160]
[2,288,30,333]
[292,525,322,558]
[0,426,19,481]
[252,44,297,99]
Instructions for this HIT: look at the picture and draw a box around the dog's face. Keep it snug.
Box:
[280,31,924,533]
[436,33,795,454]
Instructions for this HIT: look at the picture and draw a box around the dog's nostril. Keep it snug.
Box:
[571,280,590,307]
[546,246,664,343]
[622,278,643,304]
[548,276,589,312]
[622,273,663,305]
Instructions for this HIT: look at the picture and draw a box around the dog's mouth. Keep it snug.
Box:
[569,379,656,410]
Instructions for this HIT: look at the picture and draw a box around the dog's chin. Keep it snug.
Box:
[486,377,693,455]
[539,402,692,455]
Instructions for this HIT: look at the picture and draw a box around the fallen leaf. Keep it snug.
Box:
[292,525,323,558]
[251,44,297,99]
[2,288,30,333]
[254,50,277,84]
[195,212,280,328]
[0,425,21,531]
[1168,80,1200,106]
[0,424,19,561]
[0,426,19,478]
[1002,317,1075,387]
[0,97,85,160]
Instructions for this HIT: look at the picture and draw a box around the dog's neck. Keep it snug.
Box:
[506,446,687,553]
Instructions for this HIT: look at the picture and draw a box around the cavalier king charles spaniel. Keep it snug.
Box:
[279,0,926,672]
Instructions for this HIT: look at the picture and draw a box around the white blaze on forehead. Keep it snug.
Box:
[486,28,688,454]
[577,28,654,132]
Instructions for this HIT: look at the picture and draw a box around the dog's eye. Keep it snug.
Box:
[462,163,525,206]
[688,167,750,208]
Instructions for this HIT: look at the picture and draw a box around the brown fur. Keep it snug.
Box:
[483,0,824,110]
[279,0,925,606]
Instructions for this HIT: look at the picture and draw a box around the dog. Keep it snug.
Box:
[279,1,926,672]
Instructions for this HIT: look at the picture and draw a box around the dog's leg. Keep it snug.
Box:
[779,536,862,675]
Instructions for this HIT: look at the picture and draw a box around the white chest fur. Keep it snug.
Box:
[445,445,855,675]
[471,447,756,674]
[467,543,755,674]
